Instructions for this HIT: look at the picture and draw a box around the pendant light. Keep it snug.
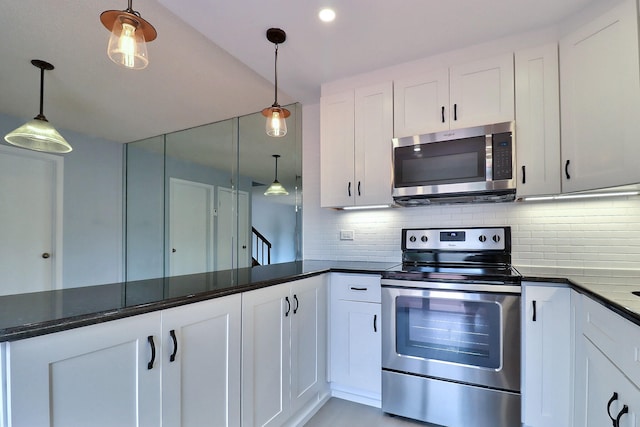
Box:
[4,60,72,154]
[261,28,291,137]
[264,155,289,196]
[100,0,157,70]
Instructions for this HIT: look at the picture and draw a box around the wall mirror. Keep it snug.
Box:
[125,103,302,281]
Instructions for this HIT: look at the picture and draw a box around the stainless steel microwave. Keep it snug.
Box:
[392,122,516,206]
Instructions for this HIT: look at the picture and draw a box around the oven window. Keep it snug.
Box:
[395,296,501,369]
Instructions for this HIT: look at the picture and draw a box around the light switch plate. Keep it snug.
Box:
[340,230,354,240]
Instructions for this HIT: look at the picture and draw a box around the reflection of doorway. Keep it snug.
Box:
[0,145,63,295]
[217,187,249,270]
[169,178,215,276]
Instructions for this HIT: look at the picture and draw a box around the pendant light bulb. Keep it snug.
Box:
[107,18,148,69]
[100,0,157,70]
[262,28,291,137]
[4,59,72,154]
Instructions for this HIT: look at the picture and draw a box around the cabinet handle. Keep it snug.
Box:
[350,287,368,291]
[169,329,178,362]
[147,335,156,370]
[373,314,377,333]
[522,165,526,184]
[357,181,361,196]
[607,392,619,425]
[453,103,458,121]
[616,405,629,427]
[285,296,291,317]
[441,106,445,123]
[348,182,352,197]
[565,159,571,180]
[532,300,537,322]
[293,294,299,314]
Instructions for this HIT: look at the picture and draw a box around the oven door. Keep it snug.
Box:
[381,284,520,392]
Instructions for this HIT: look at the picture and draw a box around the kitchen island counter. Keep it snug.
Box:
[0,260,398,342]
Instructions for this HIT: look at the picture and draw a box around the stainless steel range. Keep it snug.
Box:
[381,226,521,427]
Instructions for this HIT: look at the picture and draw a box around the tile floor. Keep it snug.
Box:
[303,398,430,427]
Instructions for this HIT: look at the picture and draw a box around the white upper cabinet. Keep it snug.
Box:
[515,43,561,198]
[321,82,393,208]
[393,53,514,138]
[560,0,640,193]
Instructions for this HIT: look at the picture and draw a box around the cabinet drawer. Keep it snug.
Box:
[331,273,381,303]
[582,295,640,388]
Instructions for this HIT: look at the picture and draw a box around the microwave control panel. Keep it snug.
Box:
[492,132,513,181]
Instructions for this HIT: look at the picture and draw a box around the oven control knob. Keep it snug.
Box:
[409,236,417,242]
[421,235,428,242]
[479,235,487,242]
[492,235,501,243]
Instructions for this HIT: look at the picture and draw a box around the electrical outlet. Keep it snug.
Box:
[340,230,354,240]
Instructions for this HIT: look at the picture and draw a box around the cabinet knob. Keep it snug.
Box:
[42,252,51,259]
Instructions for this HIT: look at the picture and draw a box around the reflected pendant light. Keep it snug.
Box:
[4,60,72,153]
[261,28,291,137]
[265,154,289,196]
[100,0,157,70]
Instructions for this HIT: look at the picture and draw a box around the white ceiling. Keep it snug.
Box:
[0,0,606,145]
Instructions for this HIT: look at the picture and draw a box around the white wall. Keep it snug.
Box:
[302,106,640,272]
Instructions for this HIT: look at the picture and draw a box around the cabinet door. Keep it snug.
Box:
[354,82,394,206]
[449,53,515,129]
[393,69,450,137]
[560,0,640,193]
[6,312,162,427]
[515,44,561,198]
[522,285,571,427]
[290,276,327,414]
[242,283,291,427]
[162,294,241,427]
[320,91,355,208]
[330,300,381,397]
[580,339,640,427]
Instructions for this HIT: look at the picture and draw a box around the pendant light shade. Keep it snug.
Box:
[262,28,291,137]
[264,154,289,196]
[100,0,157,70]
[4,60,72,154]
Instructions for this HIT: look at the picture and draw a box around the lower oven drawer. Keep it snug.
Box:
[382,370,520,427]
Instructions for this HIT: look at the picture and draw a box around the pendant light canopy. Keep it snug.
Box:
[262,28,291,137]
[4,60,72,154]
[100,0,157,70]
[264,155,289,196]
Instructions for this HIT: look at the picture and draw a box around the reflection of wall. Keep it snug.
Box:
[126,142,254,280]
[0,113,124,288]
[251,196,297,264]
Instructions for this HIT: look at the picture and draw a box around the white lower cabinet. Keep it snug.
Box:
[521,283,572,427]
[578,338,640,427]
[4,294,242,427]
[241,275,328,427]
[6,312,163,427]
[161,295,242,427]
[328,273,381,406]
[574,294,640,427]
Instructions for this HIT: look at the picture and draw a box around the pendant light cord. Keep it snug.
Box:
[273,44,279,107]
[274,155,279,180]
[36,66,45,120]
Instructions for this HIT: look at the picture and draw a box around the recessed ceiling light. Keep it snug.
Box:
[319,8,336,23]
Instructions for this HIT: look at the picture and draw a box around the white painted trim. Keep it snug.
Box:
[0,145,64,291]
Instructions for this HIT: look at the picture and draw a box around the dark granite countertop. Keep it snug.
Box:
[517,266,640,327]
[0,260,398,342]
[3,260,640,342]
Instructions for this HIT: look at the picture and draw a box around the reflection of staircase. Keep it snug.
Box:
[252,227,272,266]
